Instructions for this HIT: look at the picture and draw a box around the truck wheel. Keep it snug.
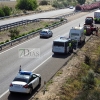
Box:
[83,39,85,44]
[70,47,73,53]
[71,49,73,53]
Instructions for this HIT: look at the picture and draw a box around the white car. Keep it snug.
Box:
[40,28,53,38]
[69,6,74,9]
[9,71,41,94]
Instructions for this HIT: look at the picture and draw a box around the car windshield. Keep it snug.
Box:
[13,77,28,83]
[41,31,47,33]
[53,42,64,46]
[71,33,79,36]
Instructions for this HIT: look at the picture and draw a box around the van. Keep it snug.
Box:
[69,26,85,44]
[94,10,100,24]
[52,37,73,54]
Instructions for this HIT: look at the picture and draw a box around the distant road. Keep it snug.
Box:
[0,8,74,26]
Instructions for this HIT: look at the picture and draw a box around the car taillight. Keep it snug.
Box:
[23,84,28,88]
[10,83,13,87]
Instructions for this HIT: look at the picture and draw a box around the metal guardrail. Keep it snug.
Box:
[56,11,81,19]
[0,19,41,31]
[0,11,80,31]
[0,11,81,51]
[0,19,67,51]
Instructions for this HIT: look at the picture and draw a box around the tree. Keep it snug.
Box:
[62,1,68,7]
[52,0,64,8]
[0,8,5,17]
[52,0,59,8]
[39,0,48,5]
[16,0,38,10]
[9,28,20,39]
[77,0,86,5]
[2,6,11,16]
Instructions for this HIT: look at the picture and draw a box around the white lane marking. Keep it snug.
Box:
[0,90,9,99]
[32,55,52,72]
[52,35,60,40]
[52,32,69,40]
[0,55,52,98]
[0,35,39,55]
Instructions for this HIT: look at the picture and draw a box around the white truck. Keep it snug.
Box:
[94,10,100,24]
[69,26,85,44]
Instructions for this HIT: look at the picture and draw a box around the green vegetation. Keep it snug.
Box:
[45,79,53,91]
[77,0,86,5]
[82,69,96,90]
[2,6,11,16]
[5,40,9,43]
[59,42,100,100]
[0,8,5,17]
[39,0,48,5]
[51,0,90,8]
[56,70,63,76]
[16,0,38,10]
[0,0,79,16]
[9,28,20,40]
[0,42,4,45]
[52,0,77,8]
[0,6,11,17]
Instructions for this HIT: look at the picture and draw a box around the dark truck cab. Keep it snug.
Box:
[84,17,96,35]
[85,17,93,25]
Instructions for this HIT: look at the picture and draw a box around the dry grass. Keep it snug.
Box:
[37,5,55,10]
[0,20,56,42]
[0,1,16,8]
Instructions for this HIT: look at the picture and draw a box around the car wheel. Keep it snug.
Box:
[29,87,33,94]
[10,91,13,94]
[83,39,85,44]
[39,77,41,86]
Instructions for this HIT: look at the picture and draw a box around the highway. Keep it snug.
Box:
[0,11,94,100]
[0,8,74,26]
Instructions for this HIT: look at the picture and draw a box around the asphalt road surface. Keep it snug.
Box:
[0,11,94,100]
[0,8,74,26]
